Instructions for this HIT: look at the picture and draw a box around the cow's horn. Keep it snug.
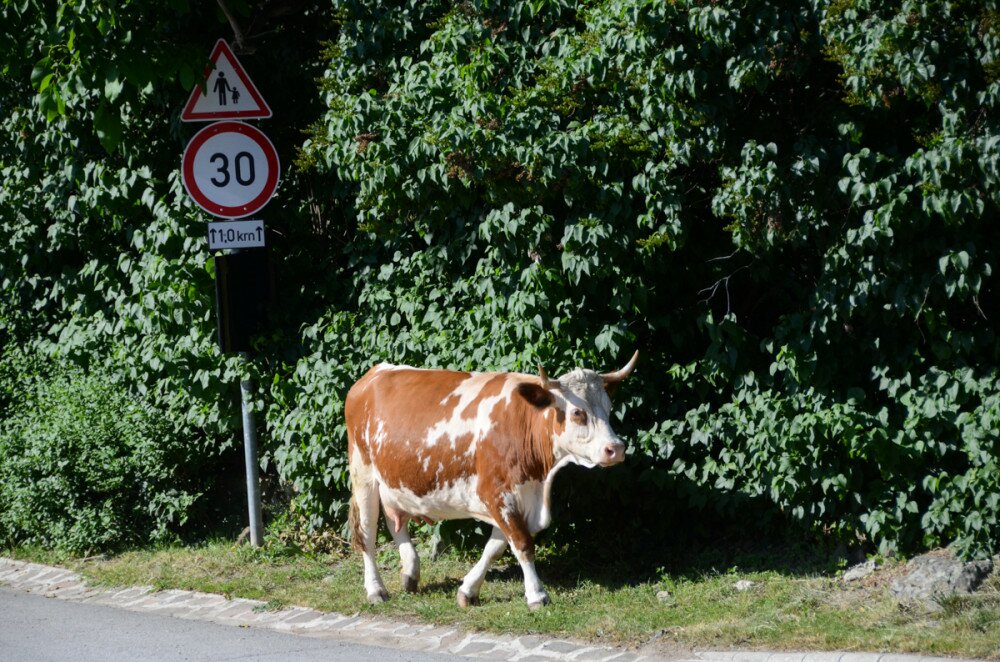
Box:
[602,350,639,385]
[538,363,554,390]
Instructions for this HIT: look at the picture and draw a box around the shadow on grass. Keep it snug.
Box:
[531,535,846,594]
[415,577,463,594]
[177,456,855,601]
[417,522,848,600]
[465,462,859,594]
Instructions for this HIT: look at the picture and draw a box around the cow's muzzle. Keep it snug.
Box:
[600,442,625,466]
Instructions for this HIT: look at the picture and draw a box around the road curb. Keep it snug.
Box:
[0,558,989,662]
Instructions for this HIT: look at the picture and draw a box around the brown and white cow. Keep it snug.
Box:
[344,351,637,609]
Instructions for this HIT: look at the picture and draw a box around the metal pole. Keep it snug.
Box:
[238,352,264,546]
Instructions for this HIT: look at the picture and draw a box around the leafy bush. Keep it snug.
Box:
[2,0,998,558]
[0,1,324,549]
[0,368,200,552]
[280,0,1000,557]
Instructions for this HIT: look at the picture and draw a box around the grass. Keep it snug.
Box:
[6,537,1000,660]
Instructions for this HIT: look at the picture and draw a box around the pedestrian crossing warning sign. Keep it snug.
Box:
[181,39,272,122]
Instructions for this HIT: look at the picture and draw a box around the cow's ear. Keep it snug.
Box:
[516,382,554,409]
[604,381,621,399]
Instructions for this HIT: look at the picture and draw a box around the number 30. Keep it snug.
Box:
[209,151,256,187]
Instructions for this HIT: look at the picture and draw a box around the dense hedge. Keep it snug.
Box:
[0,0,327,549]
[2,0,998,558]
[0,362,199,552]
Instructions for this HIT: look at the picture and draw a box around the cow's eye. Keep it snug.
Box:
[571,408,588,424]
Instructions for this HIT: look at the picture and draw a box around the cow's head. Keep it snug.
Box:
[536,351,638,468]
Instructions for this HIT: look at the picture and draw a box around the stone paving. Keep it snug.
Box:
[0,558,987,662]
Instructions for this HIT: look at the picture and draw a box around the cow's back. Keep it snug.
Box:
[346,364,470,455]
[346,365,511,498]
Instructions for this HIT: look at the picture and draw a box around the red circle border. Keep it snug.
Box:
[181,121,280,219]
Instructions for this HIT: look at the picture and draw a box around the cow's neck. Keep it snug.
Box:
[533,453,576,532]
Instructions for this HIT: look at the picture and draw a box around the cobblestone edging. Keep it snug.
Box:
[0,558,988,662]
[0,557,653,661]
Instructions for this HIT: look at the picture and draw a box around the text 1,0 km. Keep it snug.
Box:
[212,225,262,243]
[207,219,266,250]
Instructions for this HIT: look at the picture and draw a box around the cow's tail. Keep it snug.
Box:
[348,490,364,553]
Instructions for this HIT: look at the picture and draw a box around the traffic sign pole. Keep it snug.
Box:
[239,353,264,547]
[181,39,278,548]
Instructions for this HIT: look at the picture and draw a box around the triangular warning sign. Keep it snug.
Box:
[181,39,272,122]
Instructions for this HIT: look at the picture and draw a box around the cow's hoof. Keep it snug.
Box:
[527,594,551,610]
[401,574,419,593]
[456,591,480,608]
[367,588,389,604]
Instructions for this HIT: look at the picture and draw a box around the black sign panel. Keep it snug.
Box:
[214,250,273,354]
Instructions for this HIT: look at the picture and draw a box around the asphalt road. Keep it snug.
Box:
[0,587,461,662]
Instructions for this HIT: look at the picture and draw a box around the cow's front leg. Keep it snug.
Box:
[390,524,420,592]
[457,526,508,607]
[494,511,549,609]
[511,545,549,609]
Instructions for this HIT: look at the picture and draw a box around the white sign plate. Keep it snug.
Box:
[208,219,265,250]
[182,121,280,218]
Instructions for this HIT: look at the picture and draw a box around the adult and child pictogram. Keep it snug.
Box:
[212,71,241,106]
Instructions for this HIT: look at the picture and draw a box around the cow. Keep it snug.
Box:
[345,351,638,609]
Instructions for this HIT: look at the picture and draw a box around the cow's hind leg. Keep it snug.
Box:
[381,494,420,592]
[349,455,389,604]
[457,526,508,607]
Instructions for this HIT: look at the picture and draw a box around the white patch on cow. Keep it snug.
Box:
[499,491,518,527]
[511,454,579,535]
[350,445,370,480]
[423,372,516,452]
[515,481,544,532]
[491,457,580,539]
[373,362,419,372]
[371,418,389,453]
[379,476,493,525]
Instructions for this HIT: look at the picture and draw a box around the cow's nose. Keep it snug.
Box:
[602,443,625,465]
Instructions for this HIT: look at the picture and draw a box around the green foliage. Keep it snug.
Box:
[0,0,248,439]
[0,0,328,550]
[2,0,999,558]
[0,367,199,552]
[283,0,1000,558]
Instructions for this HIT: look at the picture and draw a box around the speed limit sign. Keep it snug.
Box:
[181,121,280,218]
